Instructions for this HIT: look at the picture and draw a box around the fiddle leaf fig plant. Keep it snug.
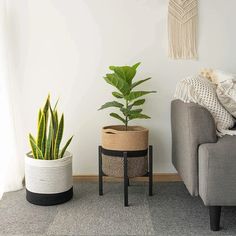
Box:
[29,95,73,160]
[99,62,156,130]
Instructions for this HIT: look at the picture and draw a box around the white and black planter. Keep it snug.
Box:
[25,151,73,206]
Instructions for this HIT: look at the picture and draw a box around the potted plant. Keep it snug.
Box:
[99,62,156,178]
[25,95,73,206]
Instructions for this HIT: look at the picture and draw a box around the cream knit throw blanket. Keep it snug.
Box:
[168,0,198,59]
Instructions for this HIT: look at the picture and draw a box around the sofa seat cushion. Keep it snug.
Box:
[199,135,236,206]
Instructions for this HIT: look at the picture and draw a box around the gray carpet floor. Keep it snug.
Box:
[0,182,236,236]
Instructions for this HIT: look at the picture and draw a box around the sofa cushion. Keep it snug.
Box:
[216,77,236,118]
[174,75,235,136]
[199,135,236,206]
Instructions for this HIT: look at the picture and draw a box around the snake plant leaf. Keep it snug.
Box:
[125,91,156,101]
[29,135,43,159]
[29,134,37,159]
[37,109,42,129]
[38,95,50,157]
[43,94,50,114]
[29,96,73,160]
[53,110,59,157]
[49,105,56,154]
[45,121,53,160]
[112,92,123,99]
[59,136,73,159]
[104,74,130,95]
[110,113,126,124]
[49,105,55,128]
[54,110,58,129]
[98,101,124,110]
[49,106,57,133]
[54,114,64,159]
[29,133,36,143]
[53,98,59,111]
[131,78,151,89]
[109,66,136,85]
[129,113,151,120]
[132,62,141,70]
[41,131,46,157]
[37,113,45,152]
[43,95,50,138]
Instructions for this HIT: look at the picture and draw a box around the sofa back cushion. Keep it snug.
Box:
[217,81,236,118]
[174,75,235,136]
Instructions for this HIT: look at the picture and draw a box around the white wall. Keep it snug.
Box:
[6,0,236,175]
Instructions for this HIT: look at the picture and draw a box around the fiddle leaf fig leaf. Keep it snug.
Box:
[109,66,136,85]
[120,108,130,116]
[129,109,142,115]
[112,91,123,98]
[110,113,126,124]
[104,73,130,95]
[129,99,145,108]
[98,101,124,110]
[125,91,156,101]
[99,63,156,129]
[129,113,151,120]
[131,78,151,89]
[132,62,141,70]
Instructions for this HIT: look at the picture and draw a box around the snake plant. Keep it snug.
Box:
[99,62,156,130]
[29,95,73,160]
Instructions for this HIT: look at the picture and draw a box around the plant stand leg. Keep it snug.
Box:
[209,206,221,231]
[124,152,128,207]
[149,145,153,196]
[98,146,103,196]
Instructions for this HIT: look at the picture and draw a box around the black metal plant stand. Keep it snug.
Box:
[98,145,153,207]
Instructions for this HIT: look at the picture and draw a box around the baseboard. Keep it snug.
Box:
[73,173,181,182]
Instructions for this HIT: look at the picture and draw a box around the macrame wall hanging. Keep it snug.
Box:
[168,0,198,59]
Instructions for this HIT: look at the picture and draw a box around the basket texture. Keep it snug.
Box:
[101,125,148,178]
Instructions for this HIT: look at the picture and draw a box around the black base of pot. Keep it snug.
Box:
[26,187,73,206]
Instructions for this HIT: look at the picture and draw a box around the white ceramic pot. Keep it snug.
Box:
[25,151,73,205]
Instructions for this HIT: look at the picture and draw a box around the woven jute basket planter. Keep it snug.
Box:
[101,125,149,178]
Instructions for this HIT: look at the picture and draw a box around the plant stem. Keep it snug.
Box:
[125,100,128,131]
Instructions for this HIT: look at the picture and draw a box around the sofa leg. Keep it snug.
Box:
[209,206,221,231]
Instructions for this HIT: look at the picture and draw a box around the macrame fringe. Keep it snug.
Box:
[168,0,198,59]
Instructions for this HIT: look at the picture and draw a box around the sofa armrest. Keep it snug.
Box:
[171,99,217,196]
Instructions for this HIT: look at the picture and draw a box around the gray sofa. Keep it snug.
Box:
[171,99,236,231]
